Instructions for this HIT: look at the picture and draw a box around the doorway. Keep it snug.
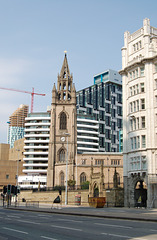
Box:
[134,180,147,208]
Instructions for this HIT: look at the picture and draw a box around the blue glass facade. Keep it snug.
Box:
[76,69,123,152]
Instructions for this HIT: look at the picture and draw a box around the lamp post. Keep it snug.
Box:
[16,149,20,186]
[64,133,70,205]
[107,157,110,189]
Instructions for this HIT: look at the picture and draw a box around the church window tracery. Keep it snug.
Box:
[60,171,64,186]
[60,112,67,129]
[80,172,86,183]
[59,149,65,162]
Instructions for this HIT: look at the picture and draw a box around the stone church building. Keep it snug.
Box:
[47,53,123,192]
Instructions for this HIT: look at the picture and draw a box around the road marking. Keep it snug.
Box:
[58,218,83,223]
[41,236,57,240]
[95,223,132,229]
[7,215,20,218]
[3,227,28,235]
[101,233,147,240]
[51,225,82,231]
[150,229,157,232]
[17,219,40,225]
[38,214,48,217]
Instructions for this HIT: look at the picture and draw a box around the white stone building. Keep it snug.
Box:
[120,18,157,207]
[18,112,51,189]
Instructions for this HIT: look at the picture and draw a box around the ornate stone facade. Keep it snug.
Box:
[47,54,77,187]
[120,18,157,208]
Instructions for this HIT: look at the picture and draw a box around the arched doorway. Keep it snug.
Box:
[134,180,147,208]
[93,183,99,197]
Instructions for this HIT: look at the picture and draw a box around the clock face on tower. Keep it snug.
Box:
[61,136,65,142]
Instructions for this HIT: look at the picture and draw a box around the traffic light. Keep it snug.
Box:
[7,184,12,195]
[17,186,20,194]
[3,186,7,194]
[11,185,17,195]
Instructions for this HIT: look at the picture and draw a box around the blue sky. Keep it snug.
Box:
[0,0,157,143]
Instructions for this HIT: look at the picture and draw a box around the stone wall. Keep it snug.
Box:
[18,189,90,206]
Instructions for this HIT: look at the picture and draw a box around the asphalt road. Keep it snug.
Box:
[0,208,157,240]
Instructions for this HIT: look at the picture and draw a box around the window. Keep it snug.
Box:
[136,42,139,50]
[133,44,136,51]
[130,87,132,96]
[136,84,139,94]
[141,116,145,128]
[140,67,144,77]
[130,72,132,80]
[133,86,136,95]
[59,149,65,162]
[134,137,137,149]
[137,117,139,129]
[133,71,135,79]
[60,112,67,130]
[105,103,111,113]
[155,79,157,89]
[105,129,111,139]
[141,156,147,170]
[130,103,133,113]
[155,64,157,72]
[142,135,146,148]
[131,138,133,150]
[139,41,142,48]
[140,83,145,92]
[130,119,133,131]
[117,94,122,103]
[137,136,140,148]
[6,174,9,179]
[141,99,145,110]
[82,159,86,165]
[136,69,139,78]
[137,100,139,111]
[117,106,122,116]
[133,101,136,112]
[155,96,157,107]
[80,172,86,184]
[60,172,64,186]
[133,118,136,130]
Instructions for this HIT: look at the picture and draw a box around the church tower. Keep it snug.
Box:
[47,53,77,187]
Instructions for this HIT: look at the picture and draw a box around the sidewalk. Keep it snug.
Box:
[3,202,157,222]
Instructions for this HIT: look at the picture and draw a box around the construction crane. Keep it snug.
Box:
[0,87,46,113]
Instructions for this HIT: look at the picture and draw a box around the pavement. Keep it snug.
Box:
[2,202,157,222]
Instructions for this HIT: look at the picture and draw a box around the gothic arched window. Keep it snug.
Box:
[60,112,67,130]
[59,149,65,162]
[60,172,64,186]
[80,172,86,184]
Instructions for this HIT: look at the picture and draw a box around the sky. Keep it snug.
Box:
[0,0,157,143]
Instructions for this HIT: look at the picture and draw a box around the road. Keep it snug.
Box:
[0,208,157,240]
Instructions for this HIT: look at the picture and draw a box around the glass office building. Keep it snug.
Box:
[76,69,123,152]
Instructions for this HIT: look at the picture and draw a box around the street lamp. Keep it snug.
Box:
[16,149,20,186]
[107,157,110,189]
[64,133,70,205]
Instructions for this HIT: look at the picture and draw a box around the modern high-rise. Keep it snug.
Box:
[18,57,123,190]
[120,18,157,208]
[76,69,123,152]
[18,112,50,189]
[8,104,29,148]
[77,114,99,153]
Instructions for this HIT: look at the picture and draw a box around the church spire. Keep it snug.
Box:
[59,51,70,79]
[57,52,74,102]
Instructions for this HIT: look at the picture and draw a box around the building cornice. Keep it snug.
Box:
[119,55,157,75]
